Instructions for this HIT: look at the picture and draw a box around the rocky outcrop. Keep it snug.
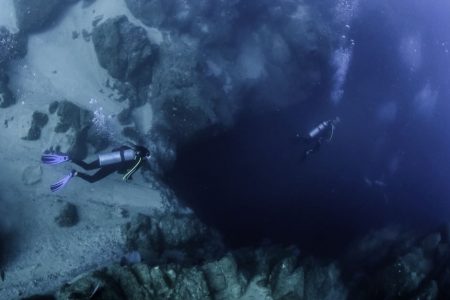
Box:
[53,244,348,300]
[48,224,450,299]
[92,15,156,103]
[13,0,79,34]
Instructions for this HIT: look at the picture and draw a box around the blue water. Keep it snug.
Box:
[168,0,450,256]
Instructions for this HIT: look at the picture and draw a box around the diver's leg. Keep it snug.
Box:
[72,159,100,171]
[76,167,115,183]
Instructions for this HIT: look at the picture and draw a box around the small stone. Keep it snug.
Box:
[72,30,79,40]
[55,203,79,227]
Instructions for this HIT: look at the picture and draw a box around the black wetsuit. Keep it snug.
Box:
[72,146,142,183]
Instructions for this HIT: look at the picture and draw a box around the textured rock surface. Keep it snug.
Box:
[13,0,78,34]
[52,244,348,300]
[92,16,156,91]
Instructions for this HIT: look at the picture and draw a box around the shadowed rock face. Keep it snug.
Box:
[13,0,79,34]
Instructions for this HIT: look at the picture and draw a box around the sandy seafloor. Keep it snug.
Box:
[0,0,166,298]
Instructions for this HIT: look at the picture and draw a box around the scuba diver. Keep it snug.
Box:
[298,117,340,160]
[41,144,151,192]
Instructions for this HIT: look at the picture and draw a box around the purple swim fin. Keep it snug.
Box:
[41,153,70,165]
[50,171,76,192]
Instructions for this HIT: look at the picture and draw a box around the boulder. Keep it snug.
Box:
[171,267,211,300]
[269,255,304,300]
[13,0,79,34]
[92,16,156,87]
[56,263,212,300]
[202,254,247,300]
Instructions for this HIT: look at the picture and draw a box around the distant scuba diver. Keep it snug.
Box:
[41,144,151,192]
[298,117,340,160]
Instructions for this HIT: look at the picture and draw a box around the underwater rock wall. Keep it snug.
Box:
[30,221,450,300]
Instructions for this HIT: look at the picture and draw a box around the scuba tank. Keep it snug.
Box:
[98,149,136,166]
[308,121,330,139]
[308,117,340,139]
